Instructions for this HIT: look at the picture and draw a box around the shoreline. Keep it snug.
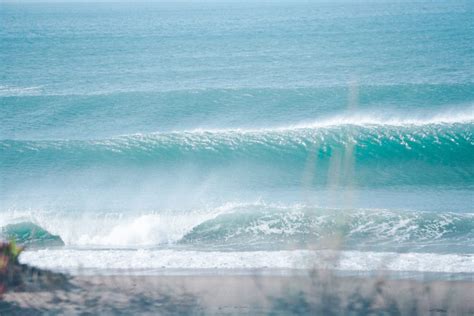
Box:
[15,266,474,282]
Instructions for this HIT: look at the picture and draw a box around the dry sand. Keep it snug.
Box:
[1,271,473,315]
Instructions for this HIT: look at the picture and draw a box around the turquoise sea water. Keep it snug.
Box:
[1,1,473,274]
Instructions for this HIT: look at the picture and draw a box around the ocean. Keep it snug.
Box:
[1,1,473,277]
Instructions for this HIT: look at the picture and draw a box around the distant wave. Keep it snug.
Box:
[1,82,473,99]
[2,84,473,141]
[0,85,43,97]
[182,107,474,133]
[285,109,474,129]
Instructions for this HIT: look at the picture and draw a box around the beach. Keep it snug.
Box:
[2,270,474,315]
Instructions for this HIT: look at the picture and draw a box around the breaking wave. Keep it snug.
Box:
[2,119,472,187]
[2,204,473,253]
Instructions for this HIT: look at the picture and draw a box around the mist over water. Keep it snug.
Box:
[1,0,473,274]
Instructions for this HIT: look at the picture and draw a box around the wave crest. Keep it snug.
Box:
[2,204,473,253]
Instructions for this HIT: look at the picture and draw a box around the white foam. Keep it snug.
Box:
[0,85,43,96]
[76,214,206,247]
[290,111,473,129]
[0,202,248,247]
[121,107,474,138]
[19,249,474,275]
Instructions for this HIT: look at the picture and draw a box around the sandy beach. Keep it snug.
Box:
[2,271,474,315]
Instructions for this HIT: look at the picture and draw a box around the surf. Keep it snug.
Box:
[1,204,473,254]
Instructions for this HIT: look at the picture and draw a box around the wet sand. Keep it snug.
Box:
[2,271,474,315]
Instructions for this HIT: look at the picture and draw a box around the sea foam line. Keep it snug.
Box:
[0,85,43,96]
[19,249,474,274]
[124,108,474,138]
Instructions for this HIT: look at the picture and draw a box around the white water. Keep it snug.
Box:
[20,249,474,275]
